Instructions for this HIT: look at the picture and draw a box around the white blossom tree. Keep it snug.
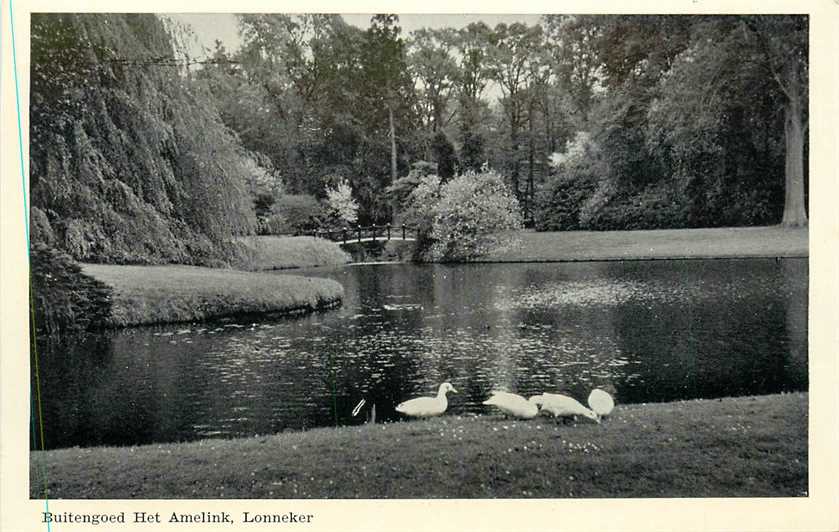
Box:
[325,179,359,225]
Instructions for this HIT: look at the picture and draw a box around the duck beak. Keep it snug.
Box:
[451,387,458,394]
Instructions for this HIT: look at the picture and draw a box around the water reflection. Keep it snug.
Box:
[34,259,808,449]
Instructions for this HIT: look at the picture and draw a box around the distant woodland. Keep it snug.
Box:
[30,14,808,265]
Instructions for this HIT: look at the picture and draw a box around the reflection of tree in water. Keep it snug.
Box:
[429,264,527,403]
[319,265,430,425]
[781,259,808,391]
[610,260,807,404]
[36,260,809,450]
[501,262,624,402]
[34,333,165,449]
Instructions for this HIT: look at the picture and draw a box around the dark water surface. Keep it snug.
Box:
[35,259,808,450]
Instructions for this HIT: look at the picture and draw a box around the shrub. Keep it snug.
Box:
[270,194,325,234]
[578,179,619,229]
[581,182,690,230]
[395,174,442,259]
[30,206,56,246]
[30,243,113,337]
[536,131,603,232]
[428,171,523,261]
[244,156,284,219]
[534,174,597,231]
[403,174,443,230]
[257,213,288,236]
[386,161,437,216]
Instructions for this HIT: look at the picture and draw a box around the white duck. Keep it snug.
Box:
[535,393,600,423]
[395,382,457,418]
[482,391,540,419]
[588,389,615,418]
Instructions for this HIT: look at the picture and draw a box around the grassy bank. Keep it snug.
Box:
[30,392,806,499]
[480,226,808,262]
[233,236,351,270]
[82,264,344,327]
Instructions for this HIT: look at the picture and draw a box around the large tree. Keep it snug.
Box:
[450,22,493,172]
[407,28,458,134]
[485,22,545,197]
[542,15,603,125]
[741,15,808,227]
[365,14,408,185]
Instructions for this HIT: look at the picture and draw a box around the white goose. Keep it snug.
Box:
[395,382,457,418]
[588,389,615,418]
[535,393,600,423]
[482,391,540,419]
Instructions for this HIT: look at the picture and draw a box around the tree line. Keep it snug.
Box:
[29,13,808,265]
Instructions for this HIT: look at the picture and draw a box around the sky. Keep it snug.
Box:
[169,13,543,58]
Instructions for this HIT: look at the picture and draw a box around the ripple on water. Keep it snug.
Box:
[493,275,777,311]
[35,260,807,450]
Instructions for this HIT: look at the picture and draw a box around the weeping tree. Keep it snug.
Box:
[30,14,259,264]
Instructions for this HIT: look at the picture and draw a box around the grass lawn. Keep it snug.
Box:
[82,264,344,327]
[233,236,351,271]
[480,226,808,262]
[30,392,806,499]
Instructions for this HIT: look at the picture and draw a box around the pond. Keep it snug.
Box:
[34,259,808,450]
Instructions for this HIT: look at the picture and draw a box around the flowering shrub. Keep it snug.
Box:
[548,131,594,169]
[325,179,359,226]
[427,171,523,261]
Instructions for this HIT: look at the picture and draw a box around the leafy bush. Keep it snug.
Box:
[269,194,325,234]
[427,171,523,261]
[30,243,113,337]
[581,182,690,230]
[256,213,288,235]
[534,174,597,231]
[30,206,56,246]
[244,156,284,219]
[403,175,442,228]
[385,161,437,216]
[578,179,619,229]
[536,131,602,232]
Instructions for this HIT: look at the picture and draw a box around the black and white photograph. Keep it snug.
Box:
[2,3,835,530]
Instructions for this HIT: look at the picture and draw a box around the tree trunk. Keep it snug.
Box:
[781,73,808,227]
[544,93,555,153]
[510,101,520,198]
[432,93,442,133]
[527,98,535,218]
[388,104,397,183]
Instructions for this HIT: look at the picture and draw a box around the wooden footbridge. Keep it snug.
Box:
[309,224,417,246]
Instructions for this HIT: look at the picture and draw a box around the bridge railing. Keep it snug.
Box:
[309,224,417,244]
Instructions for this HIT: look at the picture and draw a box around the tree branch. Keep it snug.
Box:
[740,17,793,101]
